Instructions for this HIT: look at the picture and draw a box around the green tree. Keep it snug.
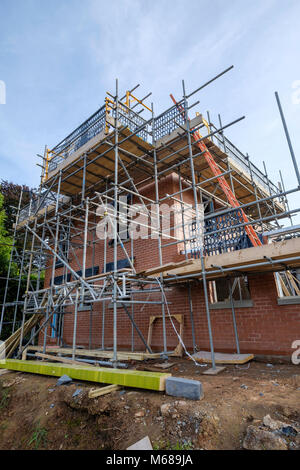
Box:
[0,192,12,276]
[0,192,16,339]
[0,181,44,341]
[0,180,31,237]
[0,183,34,340]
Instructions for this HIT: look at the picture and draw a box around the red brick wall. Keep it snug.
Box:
[41,174,300,357]
[45,272,300,357]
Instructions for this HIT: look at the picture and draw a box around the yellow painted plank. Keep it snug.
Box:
[0,359,171,391]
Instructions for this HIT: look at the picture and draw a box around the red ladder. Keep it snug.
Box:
[170,94,262,247]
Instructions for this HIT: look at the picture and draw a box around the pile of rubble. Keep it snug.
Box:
[243,414,300,450]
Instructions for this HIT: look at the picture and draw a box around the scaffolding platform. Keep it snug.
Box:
[1,71,300,372]
[162,237,300,281]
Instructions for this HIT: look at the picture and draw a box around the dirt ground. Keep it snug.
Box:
[0,359,299,450]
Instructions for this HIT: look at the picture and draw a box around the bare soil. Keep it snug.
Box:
[0,359,299,450]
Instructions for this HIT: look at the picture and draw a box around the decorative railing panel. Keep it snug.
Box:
[153,103,186,141]
[187,209,257,257]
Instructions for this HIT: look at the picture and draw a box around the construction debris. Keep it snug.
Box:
[263,414,298,436]
[152,362,176,370]
[0,359,299,450]
[2,376,25,388]
[127,436,153,451]
[56,375,73,386]
[89,384,120,398]
[72,388,83,398]
[203,366,226,376]
[243,425,288,450]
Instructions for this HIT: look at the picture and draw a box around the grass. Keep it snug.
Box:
[28,422,48,449]
[0,389,10,410]
[0,422,8,431]
[66,417,81,429]
[72,434,81,446]
[153,440,194,450]
[170,441,194,450]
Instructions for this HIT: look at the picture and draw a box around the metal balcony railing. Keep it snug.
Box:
[186,210,258,257]
[48,105,107,173]
[210,124,280,196]
[45,99,280,201]
[153,103,186,141]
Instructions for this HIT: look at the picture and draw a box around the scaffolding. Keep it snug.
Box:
[1,66,300,370]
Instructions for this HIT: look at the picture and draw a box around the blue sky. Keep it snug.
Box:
[0,0,299,222]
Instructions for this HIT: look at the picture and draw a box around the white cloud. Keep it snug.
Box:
[87,1,249,100]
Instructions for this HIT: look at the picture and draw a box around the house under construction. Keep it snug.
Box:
[1,66,300,370]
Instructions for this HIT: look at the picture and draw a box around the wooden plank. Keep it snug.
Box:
[155,133,283,215]
[42,118,283,217]
[165,238,300,279]
[152,362,176,370]
[146,319,154,352]
[204,238,300,270]
[0,359,171,391]
[35,352,87,366]
[287,271,300,295]
[47,126,153,196]
[191,351,254,364]
[0,314,43,358]
[88,384,120,398]
[203,366,226,375]
[139,262,177,277]
[145,315,184,357]
[139,259,194,277]
[86,268,133,280]
[173,319,184,357]
[22,348,28,361]
[278,274,291,297]
[26,346,164,361]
